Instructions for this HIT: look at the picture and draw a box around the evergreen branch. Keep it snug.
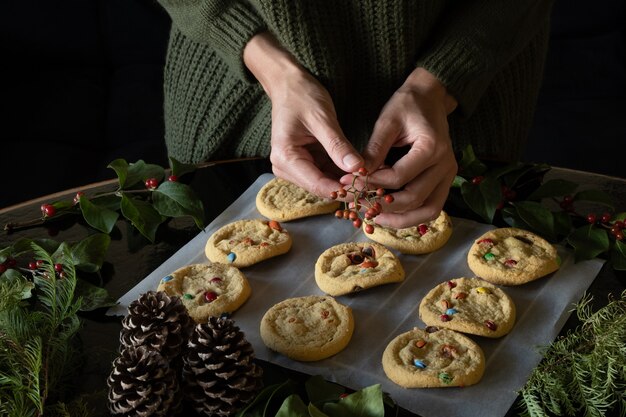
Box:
[519,291,626,416]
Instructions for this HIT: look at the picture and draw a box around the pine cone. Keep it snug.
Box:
[107,345,181,416]
[120,290,193,361]
[183,316,263,416]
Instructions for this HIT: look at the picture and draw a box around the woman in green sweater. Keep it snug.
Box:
[157,1,554,228]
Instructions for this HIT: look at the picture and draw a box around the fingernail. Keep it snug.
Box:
[343,153,361,169]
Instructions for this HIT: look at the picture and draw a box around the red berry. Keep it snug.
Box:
[373,202,382,212]
[365,224,375,234]
[330,191,338,200]
[352,218,362,228]
[145,178,159,189]
[343,210,350,220]
[384,194,394,203]
[40,204,56,217]
[471,176,484,185]
[0,264,6,274]
[614,220,624,230]
[586,213,597,224]
[357,167,368,176]
[337,188,347,198]
[168,175,178,182]
[601,212,612,223]
[36,260,44,268]
[348,211,358,221]
[54,263,63,273]
[335,209,343,219]
[615,231,624,241]
[504,189,517,201]
[6,258,17,268]
[496,201,505,210]
[376,188,385,197]
[562,195,574,204]
[28,261,37,270]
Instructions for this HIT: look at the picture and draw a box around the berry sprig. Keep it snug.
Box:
[329,167,394,234]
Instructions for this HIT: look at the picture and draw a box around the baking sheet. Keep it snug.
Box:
[108,173,604,417]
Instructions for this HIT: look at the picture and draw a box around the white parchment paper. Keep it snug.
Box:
[108,173,604,417]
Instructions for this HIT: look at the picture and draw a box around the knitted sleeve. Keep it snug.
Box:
[416,0,554,118]
[156,0,266,81]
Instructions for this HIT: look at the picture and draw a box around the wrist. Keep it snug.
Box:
[403,67,458,115]
[243,32,304,99]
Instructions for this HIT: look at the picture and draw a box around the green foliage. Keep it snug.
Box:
[4,157,205,243]
[0,243,92,416]
[518,291,626,417]
[454,145,626,270]
[236,376,395,417]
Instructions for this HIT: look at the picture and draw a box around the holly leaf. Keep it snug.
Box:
[275,394,309,417]
[457,145,487,178]
[553,211,573,239]
[567,225,610,262]
[451,175,467,188]
[120,194,165,243]
[461,176,502,223]
[235,380,295,417]
[68,233,111,273]
[501,163,550,189]
[323,384,385,417]
[75,279,117,311]
[611,240,626,271]
[123,160,165,189]
[526,179,579,201]
[488,161,525,180]
[107,159,130,188]
[90,195,121,211]
[79,196,119,234]
[169,156,197,177]
[152,181,205,228]
[574,189,614,209]
[501,207,531,229]
[513,201,556,241]
[306,375,345,405]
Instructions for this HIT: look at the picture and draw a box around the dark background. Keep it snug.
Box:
[1,0,624,209]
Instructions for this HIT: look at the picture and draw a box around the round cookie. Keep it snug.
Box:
[205,219,292,268]
[156,263,251,322]
[256,177,340,221]
[364,211,453,254]
[259,295,354,361]
[382,327,485,388]
[418,277,516,338]
[315,242,404,296]
[467,227,559,285]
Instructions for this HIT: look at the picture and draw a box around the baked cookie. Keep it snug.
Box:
[467,227,559,285]
[418,277,516,338]
[382,327,485,388]
[156,263,251,322]
[364,211,453,254]
[205,219,292,268]
[259,295,354,361]
[315,242,405,296]
[256,177,340,221]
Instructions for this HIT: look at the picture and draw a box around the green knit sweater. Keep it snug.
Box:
[157,0,553,164]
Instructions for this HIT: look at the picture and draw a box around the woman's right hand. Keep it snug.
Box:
[243,32,363,198]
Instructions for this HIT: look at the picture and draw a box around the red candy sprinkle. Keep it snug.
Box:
[446,280,457,289]
[210,277,223,284]
[204,291,218,302]
[360,260,378,268]
[418,224,428,236]
[504,259,517,267]
[477,238,495,246]
[268,220,282,231]
[440,314,451,322]
[485,320,497,331]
